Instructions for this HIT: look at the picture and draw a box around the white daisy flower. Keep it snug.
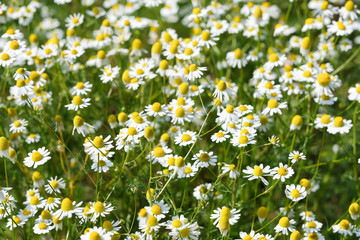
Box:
[274,217,296,235]
[271,163,294,182]
[24,147,51,168]
[288,151,306,164]
[174,131,197,146]
[54,198,83,220]
[192,150,217,168]
[221,164,240,179]
[327,116,352,134]
[9,119,28,133]
[211,131,230,143]
[285,184,307,202]
[243,164,272,185]
[65,95,91,111]
[70,81,93,96]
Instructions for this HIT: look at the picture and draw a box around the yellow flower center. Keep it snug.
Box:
[345,0,355,11]
[1,53,10,61]
[61,198,74,211]
[182,134,191,142]
[349,203,360,215]
[175,157,185,167]
[218,217,230,231]
[89,232,101,240]
[320,114,330,124]
[291,189,300,198]
[267,99,279,109]
[175,107,185,118]
[184,166,192,174]
[217,80,227,91]
[147,215,158,227]
[50,180,59,189]
[301,37,311,50]
[339,219,350,230]
[32,151,43,162]
[333,116,344,127]
[239,135,249,144]
[257,206,268,218]
[253,166,263,176]
[279,217,290,228]
[234,49,243,59]
[72,95,83,105]
[179,227,190,237]
[337,21,346,30]
[0,137,9,151]
[216,132,224,138]
[184,48,193,56]
[152,102,161,112]
[292,115,302,126]
[30,196,40,205]
[317,73,330,87]
[73,116,84,127]
[269,53,279,62]
[277,167,287,176]
[172,219,182,228]
[94,201,105,213]
[264,81,273,89]
[10,40,19,50]
[189,64,197,72]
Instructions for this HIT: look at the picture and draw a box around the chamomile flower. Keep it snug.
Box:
[231,133,256,148]
[269,135,280,146]
[211,131,230,143]
[288,151,306,164]
[328,20,353,36]
[332,219,353,236]
[174,131,197,146]
[339,1,360,20]
[264,53,286,71]
[45,176,66,194]
[9,119,28,133]
[262,99,287,116]
[192,150,217,168]
[243,164,272,185]
[145,102,167,117]
[0,51,15,67]
[65,95,91,111]
[145,200,170,221]
[221,164,240,179]
[302,220,323,233]
[65,13,84,29]
[349,202,360,220]
[285,184,307,202]
[43,197,61,211]
[271,163,294,182]
[100,65,120,83]
[186,64,206,81]
[213,79,236,103]
[237,230,261,240]
[211,206,240,229]
[33,221,55,235]
[314,114,331,129]
[226,49,248,68]
[274,217,296,235]
[87,201,114,223]
[70,81,93,96]
[327,116,352,134]
[72,115,95,137]
[80,226,111,240]
[24,147,51,168]
[348,83,360,102]
[25,133,40,144]
[54,198,83,220]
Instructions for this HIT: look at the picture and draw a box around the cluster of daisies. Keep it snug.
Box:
[1,0,360,239]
